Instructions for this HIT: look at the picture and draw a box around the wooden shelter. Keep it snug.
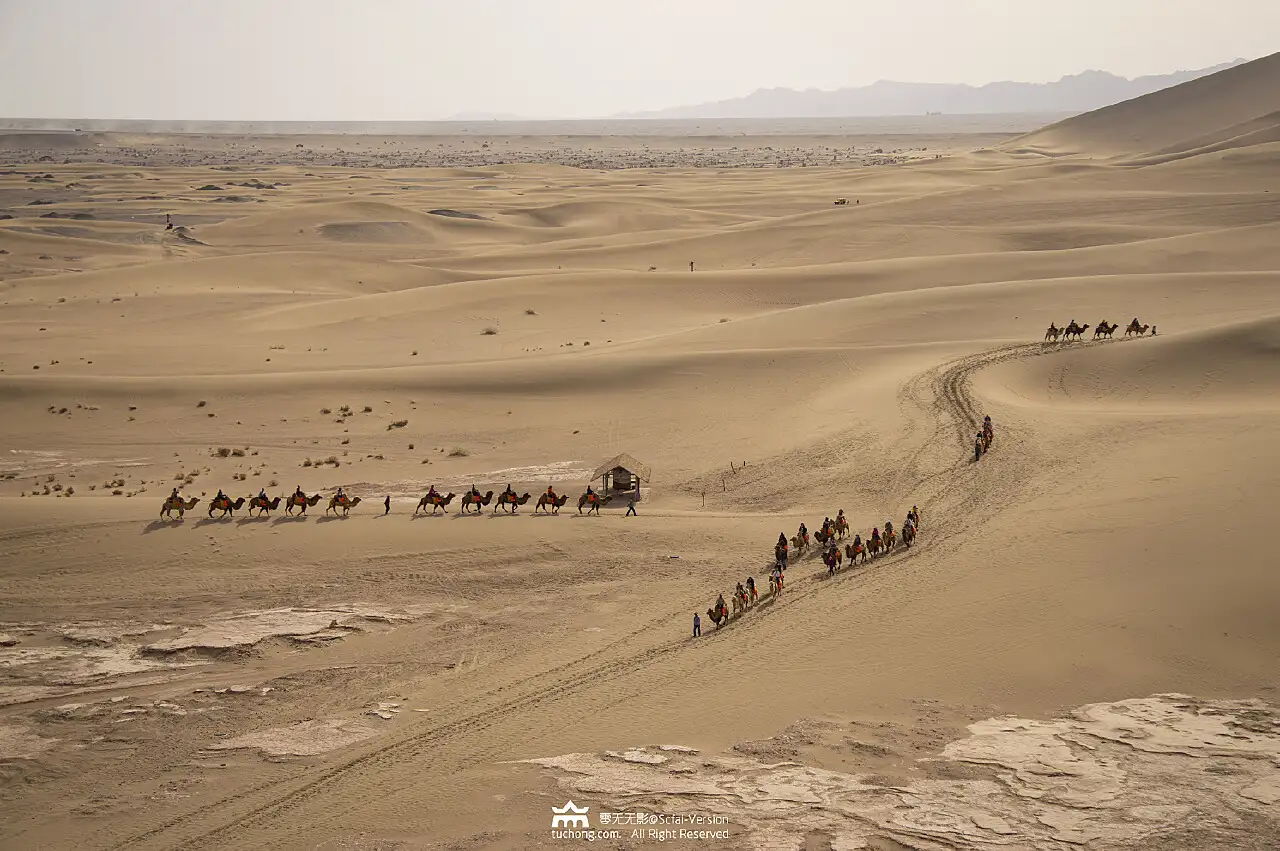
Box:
[591,453,651,498]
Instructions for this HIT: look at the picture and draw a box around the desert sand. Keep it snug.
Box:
[2,53,1280,850]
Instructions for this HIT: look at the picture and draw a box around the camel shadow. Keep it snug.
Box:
[193,516,234,528]
[316,514,348,523]
[271,514,311,525]
[236,516,271,527]
[410,513,445,520]
[142,519,185,534]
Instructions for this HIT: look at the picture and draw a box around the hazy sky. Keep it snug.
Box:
[1,0,1275,120]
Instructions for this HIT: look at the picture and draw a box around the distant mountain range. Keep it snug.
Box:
[618,61,1247,120]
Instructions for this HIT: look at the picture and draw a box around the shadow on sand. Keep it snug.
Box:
[142,519,187,534]
[271,514,311,525]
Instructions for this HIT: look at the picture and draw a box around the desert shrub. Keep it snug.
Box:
[448,447,469,457]
[481,327,498,335]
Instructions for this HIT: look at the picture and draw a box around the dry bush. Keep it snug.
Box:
[362,405,372,413]
[524,308,537,315]
[320,408,331,414]
[269,479,278,487]
[388,419,408,430]
[302,458,313,467]
[341,438,350,445]
[481,327,498,335]
[214,447,231,458]
[448,447,469,458]
[197,400,206,408]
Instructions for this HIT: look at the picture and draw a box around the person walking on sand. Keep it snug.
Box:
[384,495,390,515]
[689,261,694,272]
[626,497,636,516]
[693,613,701,638]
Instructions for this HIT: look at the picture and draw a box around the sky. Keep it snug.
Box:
[0,0,1275,120]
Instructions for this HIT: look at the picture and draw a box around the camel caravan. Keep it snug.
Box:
[1044,317,1157,343]
[700,504,924,632]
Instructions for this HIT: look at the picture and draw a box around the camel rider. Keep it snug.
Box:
[336,487,346,504]
[746,576,756,597]
[171,487,181,502]
[258,488,267,502]
[736,581,746,601]
[799,522,808,541]
[546,484,556,500]
[777,532,787,549]
[504,483,516,500]
[911,505,920,523]
[715,592,726,615]
[294,485,304,500]
[427,484,439,500]
[852,533,862,550]
[871,527,880,543]
[216,488,226,504]
[585,484,595,498]
[471,484,482,500]
[837,509,845,525]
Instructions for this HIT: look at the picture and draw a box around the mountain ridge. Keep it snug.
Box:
[619,60,1248,119]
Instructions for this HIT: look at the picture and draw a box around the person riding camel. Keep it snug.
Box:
[171,487,181,503]
[470,484,482,500]
[503,483,516,502]
[777,532,787,549]
[736,581,746,603]
[215,488,226,505]
[258,487,267,502]
[746,575,756,600]
[427,484,439,500]
[545,484,556,501]
[871,527,880,543]
[715,593,726,617]
[798,523,808,543]
[852,533,863,551]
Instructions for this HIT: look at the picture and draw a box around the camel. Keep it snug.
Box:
[494,492,532,514]
[536,493,569,514]
[815,528,836,546]
[1094,321,1118,339]
[285,493,323,515]
[823,547,843,574]
[207,496,245,518]
[884,529,897,550]
[868,536,883,557]
[414,492,455,515]
[731,591,746,616]
[325,494,361,516]
[247,495,281,517]
[1063,322,1091,341]
[790,534,809,554]
[1125,322,1150,337]
[834,515,849,539]
[578,492,611,515]
[460,491,493,514]
[160,496,199,519]
[844,541,867,565]
[1044,323,1062,342]
[705,603,729,628]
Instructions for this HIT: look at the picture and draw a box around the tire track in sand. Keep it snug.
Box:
[107,338,1108,850]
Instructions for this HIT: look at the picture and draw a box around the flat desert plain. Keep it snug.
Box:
[2,55,1280,850]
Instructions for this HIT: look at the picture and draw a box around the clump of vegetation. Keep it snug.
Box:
[302,458,314,467]
[339,405,351,415]
[481,327,498,336]
[388,419,408,430]
[214,447,231,458]
[362,405,372,413]
[320,408,331,415]
[448,447,469,458]
[524,308,537,315]
[197,400,207,408]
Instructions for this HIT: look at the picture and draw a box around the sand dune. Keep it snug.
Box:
[1005,50,1280,158]
[2,58,1279,850]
